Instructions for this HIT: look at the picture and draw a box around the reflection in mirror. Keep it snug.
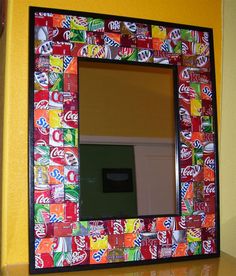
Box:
[79,60,178,220]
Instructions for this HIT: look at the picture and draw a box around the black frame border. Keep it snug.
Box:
[29,6,220,274]
[77,57,181,221]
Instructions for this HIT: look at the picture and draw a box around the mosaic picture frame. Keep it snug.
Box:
[29,6,220,274]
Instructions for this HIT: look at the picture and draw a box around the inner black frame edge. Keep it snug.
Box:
[77,57,180,221]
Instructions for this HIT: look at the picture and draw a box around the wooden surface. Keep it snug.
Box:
[1,252,236,276]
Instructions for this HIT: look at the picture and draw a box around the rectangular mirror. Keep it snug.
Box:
[29,7,219,274]
[79,60,179,220]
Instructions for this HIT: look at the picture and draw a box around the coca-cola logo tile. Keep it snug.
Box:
[30,7,219,273]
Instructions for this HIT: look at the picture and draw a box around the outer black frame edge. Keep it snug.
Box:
[208,29,221,257]
[28,6,220,274]
[30,253,220,274]
[29,7,36,275]
[29,6,213,32]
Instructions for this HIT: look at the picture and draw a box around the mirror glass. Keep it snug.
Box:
[79,60,178,220]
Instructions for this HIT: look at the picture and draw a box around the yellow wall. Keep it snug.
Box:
[0,15,7,270]
[1,0,222,268]
[220,0,236,258]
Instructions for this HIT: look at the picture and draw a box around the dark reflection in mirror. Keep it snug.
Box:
[79,60,178,220]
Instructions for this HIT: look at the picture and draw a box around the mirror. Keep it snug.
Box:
[79,60,179,220]
[30,9,219,273]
